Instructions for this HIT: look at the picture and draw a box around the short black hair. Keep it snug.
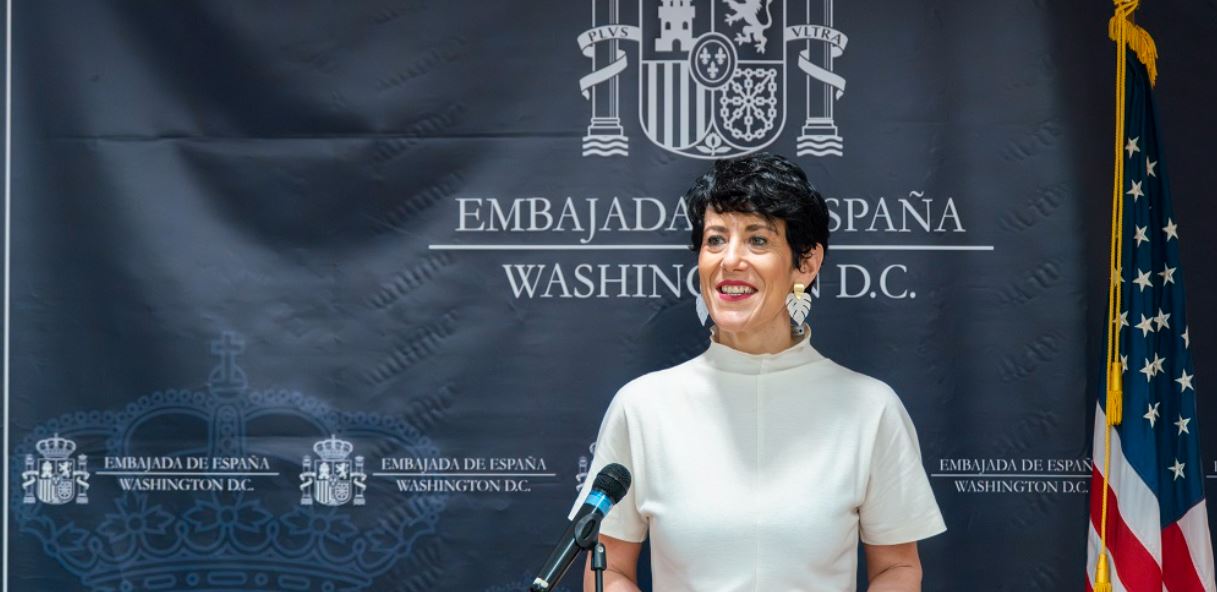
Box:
[685,152,830,268]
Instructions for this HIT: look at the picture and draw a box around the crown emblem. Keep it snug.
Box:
[13,333,448,591]
[36,433,77,459]
[313,435,354,461]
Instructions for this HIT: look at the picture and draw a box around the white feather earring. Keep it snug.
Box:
[695,292,710,326]
[785,283,812,336]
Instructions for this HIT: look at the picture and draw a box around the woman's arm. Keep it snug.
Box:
[863,542,923,592]
[583,535,643,592]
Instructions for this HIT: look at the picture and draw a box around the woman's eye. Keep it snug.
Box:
[706,235,725,246]
[750,236,769,246]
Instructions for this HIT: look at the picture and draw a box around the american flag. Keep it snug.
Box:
[1086,50,1216,591]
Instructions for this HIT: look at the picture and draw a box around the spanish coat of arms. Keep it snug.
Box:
[22,434,90,505]
[299,435,368,507]
[578,0,848,158]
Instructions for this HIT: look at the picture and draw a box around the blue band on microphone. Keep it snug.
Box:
[585,490,613,514]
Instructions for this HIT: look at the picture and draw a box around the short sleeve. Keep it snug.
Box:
[568,391,648,543]
[858,394,947,545]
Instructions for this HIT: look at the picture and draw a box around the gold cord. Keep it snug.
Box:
[1095,2,1158,589]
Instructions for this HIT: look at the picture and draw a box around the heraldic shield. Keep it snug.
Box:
[315,459,353,506]
[640,0,786,158]
[39,458,78,505]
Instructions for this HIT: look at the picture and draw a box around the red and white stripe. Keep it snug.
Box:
[1087,404,1216,592]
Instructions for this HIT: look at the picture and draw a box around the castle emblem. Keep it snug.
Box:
[577,0,849,158]
[655,0,695,52]
[21,434,91,505]
[299,435,368,507]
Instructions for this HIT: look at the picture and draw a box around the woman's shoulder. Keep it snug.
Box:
[609,358,702,407]
[601,355,710,416]
[812,357,902,405]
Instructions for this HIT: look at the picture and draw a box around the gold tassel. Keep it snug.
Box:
[1108,14,1159,86]
[1106,361,1123,426]
[1094,553,1113,592]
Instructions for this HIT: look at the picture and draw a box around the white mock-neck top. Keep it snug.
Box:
[702,325,824,374]
[572,329,946,592]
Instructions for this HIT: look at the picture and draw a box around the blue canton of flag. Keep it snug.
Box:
[1087,51,1216,592]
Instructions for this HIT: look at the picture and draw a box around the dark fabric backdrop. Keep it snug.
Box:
[5,1,1217,590]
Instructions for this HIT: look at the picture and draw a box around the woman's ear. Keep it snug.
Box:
[795,245,823,286]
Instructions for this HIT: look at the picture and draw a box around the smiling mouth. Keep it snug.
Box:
[715,281,758,299]
[718,285,757,295]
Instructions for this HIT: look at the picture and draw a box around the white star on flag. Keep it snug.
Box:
[1120,354,1128,373]
[1154,308,1171,331]
[1114,310,1129,328]
[1135,314,1156,337]
[1125,136,1141,157]
[1127,179,1145,201]
[1163,218,1179,241]
[1151,353,1166,376]
[1134,225,1149,246]
[1176,370,1194,393]
[1141,358,1157,382]
[1182,326,1190,349]
[1133,269,1153,292]
[1159,265,1176,285]
[1176,415,1191,435]
[1144,401,1161,427]
[1169,459,1186,480]
[1147,158,1157,177]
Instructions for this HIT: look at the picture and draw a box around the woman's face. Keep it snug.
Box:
[697,208,820,340]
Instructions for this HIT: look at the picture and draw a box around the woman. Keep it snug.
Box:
[573,153,945,591]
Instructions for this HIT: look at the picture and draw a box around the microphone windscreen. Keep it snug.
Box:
[593,463,632,503]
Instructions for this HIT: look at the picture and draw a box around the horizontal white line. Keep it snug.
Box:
[837,245,994,251]
[372,472,557,478]
[96,471,280,476]
[428,244,995,252]
[931,473,1090,479]
[431,244,682,251]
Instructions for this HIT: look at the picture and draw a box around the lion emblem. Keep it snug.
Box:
[723,0,775,53]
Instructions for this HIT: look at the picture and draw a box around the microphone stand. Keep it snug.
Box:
[571,518,607,592]
[529,511,616,591]
[591,541,607,592]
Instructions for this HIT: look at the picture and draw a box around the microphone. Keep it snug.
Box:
[530,463,632,592]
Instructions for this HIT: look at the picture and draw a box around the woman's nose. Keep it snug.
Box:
[721,239,748,270]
